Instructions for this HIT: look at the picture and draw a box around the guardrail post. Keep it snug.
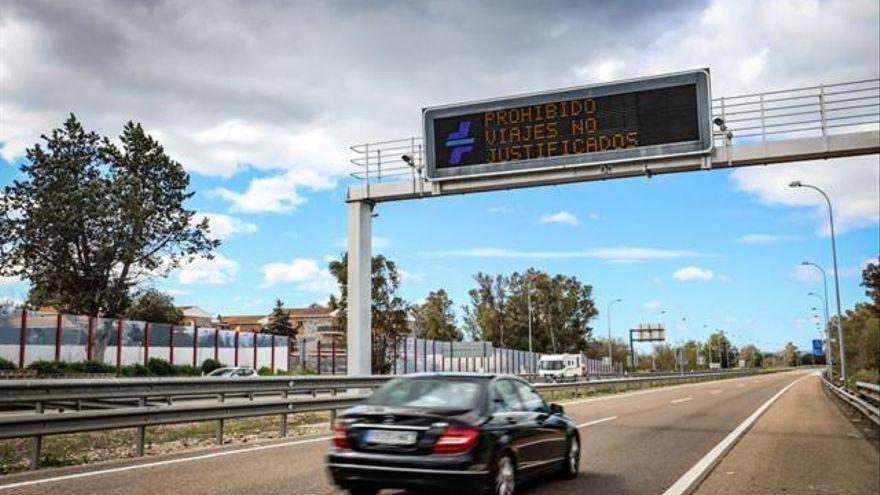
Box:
[87,315,94,361]
[280,392,288,437]
[216,394,225,445]
[136,397,146,456]
[116,319,123,370]
[54,313,62,363]
[29,401,43,470]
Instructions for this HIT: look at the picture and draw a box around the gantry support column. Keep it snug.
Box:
[347,200,373,376]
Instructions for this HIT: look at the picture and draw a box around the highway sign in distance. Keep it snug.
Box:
[631,323,666,342]
[812,339,824,356]
[424,69,712,181]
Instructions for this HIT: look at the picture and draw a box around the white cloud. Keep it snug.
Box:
[673,266,715,281]
[730,157,880,235]
[176,254,239,285]
[0,275,23,286]
[540,211,579,226]
[643,300,663,311]
[423,246,704,263]
[213,169,336,214]
[260,258,337,294]
[161,287,190,297]
[194,213,258,241]
[734,233,797,244]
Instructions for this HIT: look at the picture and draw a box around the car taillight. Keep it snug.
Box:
[332,422,350,449]
[432,426,479,454]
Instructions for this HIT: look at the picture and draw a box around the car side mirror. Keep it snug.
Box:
[549,403,564,415]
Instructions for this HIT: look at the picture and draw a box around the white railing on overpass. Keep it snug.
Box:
[348,78,879,184]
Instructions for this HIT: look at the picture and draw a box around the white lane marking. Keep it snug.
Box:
[661,373,814,495]
[709,390,724,395]
[576,416,618,428]
[671,397,693,404]
[0,435,332,491]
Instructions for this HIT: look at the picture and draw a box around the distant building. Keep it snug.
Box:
[217,314,268,333]
[177,306,213,327]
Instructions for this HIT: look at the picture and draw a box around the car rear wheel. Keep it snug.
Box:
[559,435,580,479]
[347,487,378,495]
[494,454,516,495]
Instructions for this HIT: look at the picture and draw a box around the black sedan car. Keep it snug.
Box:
[326,373,580,495]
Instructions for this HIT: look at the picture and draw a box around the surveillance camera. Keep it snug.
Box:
[713,117,725,127]
[401,155,413,165]
[789,180,802,188]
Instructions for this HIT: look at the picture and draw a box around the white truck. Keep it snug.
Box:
[537,353,587,382]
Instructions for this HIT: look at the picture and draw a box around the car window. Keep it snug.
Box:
[364,377,484,410]
[492,379,524,412]
[513,381,548,413]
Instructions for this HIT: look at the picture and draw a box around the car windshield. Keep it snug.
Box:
[207,368,236,377]
[364,377,485,410]
[540,360,565,370]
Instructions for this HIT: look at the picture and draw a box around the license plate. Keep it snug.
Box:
[365,429,418,446]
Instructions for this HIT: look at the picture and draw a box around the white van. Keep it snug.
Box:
[538,353,586,382]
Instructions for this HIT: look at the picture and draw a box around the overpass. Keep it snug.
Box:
[343,77,880,376]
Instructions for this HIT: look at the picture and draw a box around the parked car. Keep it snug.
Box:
[326,373,580,495]
[205,366,256,377]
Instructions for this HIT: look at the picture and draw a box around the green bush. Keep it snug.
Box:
[146,358,175,376]
[200,358,224,375]
[257,366,273,376]
[173,364,199,376]
[26,360,67,375]
[69,360,115,374]
[119,363,151,377]
[0,357,17,371]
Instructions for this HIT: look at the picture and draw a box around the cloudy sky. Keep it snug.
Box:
[1,0,878,351]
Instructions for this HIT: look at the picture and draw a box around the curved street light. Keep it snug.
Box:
[790,181,847,382]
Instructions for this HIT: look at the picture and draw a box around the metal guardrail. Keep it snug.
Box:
[856,381,880,407]
[0,369,765,470]
[821,375,880,427]
[348,78,879,183]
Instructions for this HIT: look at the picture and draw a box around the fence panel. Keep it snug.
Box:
[148,323,171,363]
[121,320,146,366]
[0,312,21,365]
[24,312,56,365]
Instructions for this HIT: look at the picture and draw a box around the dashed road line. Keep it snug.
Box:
[671,397,693,404]
[576,416,618,428]
[709,389,724,395]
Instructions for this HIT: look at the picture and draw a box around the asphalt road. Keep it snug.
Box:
[1,369,858,495]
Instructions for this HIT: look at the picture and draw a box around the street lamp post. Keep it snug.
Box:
[804,260,833,374]
[607,299,621,373]
[790,181,847,383]
[527,276,533,356]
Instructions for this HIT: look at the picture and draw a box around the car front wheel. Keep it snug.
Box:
[560,435,580,479]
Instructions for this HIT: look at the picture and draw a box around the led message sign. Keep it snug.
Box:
[424,70,712,180]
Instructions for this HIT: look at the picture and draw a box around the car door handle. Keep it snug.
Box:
[506,416,517,424]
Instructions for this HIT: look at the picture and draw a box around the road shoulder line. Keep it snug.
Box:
[661,372,814,495]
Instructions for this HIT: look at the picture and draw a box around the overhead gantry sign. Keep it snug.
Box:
[344,72,879,376]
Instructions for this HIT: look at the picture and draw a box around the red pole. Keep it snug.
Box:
[54,314,62,363]
[86,316,94,361]
[331,341,336,375]
[214,328,219,361]
[271,334,276,372]
[234,331,239,366]
[144,322,150,366]
[253,331,258,369]
[317,341,322,375]
[18,310,27,369]
[193,326,199,368]
[116,319,123,369]
[169,325,175,365]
